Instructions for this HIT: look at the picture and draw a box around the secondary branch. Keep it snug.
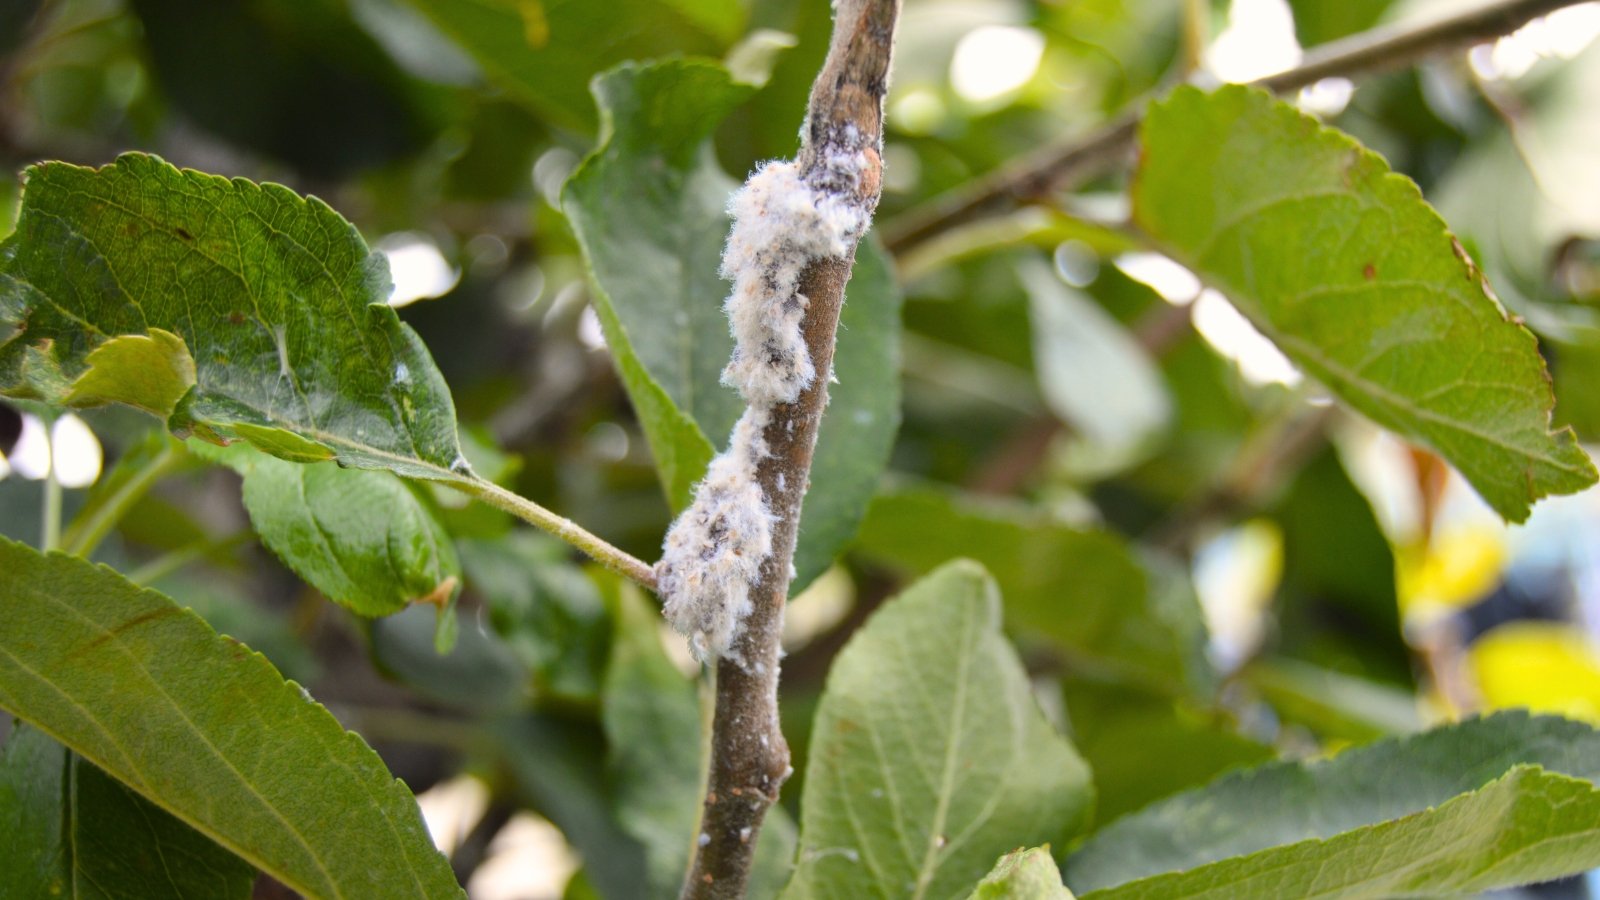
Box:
[883,0,1588,255]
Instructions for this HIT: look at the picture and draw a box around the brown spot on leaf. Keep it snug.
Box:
[227,311,246,325]
[175,227,194,241]
[1362,263,1376,281]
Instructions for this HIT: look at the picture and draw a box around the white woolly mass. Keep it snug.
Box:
[720,158,869,406]
[658,148,872,665]
[658,409,776,664]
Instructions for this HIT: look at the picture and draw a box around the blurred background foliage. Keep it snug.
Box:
[4,0,1600,896]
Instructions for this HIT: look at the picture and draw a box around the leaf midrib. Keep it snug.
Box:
[911,597,980,900]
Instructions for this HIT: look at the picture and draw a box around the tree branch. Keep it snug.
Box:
[680,1,900,896]
[882,0,1588,256]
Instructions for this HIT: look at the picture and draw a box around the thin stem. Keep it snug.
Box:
[681,1,900,896]
[882,0,1589,256]
[60,436,186,558]
[126,531,251,586]
[1151,402,1337,553]
[448,477,656,590]
[40,414,61,553]
[1181,0,1210,75]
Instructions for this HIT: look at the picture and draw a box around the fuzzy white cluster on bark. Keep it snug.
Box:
[656,152,871,665]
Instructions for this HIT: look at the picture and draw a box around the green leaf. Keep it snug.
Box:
[0,538,462,898]
[194,439,460,624]
[784,561,1093,900]
[0,153,472,486]
[1067,711,1600,899]
[601,577,796,898]
[154,573,320,686]
[1133,85,1596,522]
[1,722,256,899]
[243,449,460,619]
[854,487,1207,691]
[564,60,902,587]
[968,848,1076,900]
[400,0,739,133]
[563,60,750,508]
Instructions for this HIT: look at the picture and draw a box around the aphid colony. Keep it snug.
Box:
[656,146,871,665]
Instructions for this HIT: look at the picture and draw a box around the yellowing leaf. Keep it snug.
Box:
[63,328,196,417]
[1396,525,1506,616]
[1471,622,1600,723]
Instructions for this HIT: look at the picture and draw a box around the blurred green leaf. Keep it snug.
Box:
[1241,658,1419,743]
[1552,328,1600,441]
[1285,0,1394,46]
[1067,711,1600,898]
[460,533,608,702]
[564,59,902,588]
[369,603,528,712]
[1269,446,1410,686]
[601,577,796,899]
[1062,682,1272,826]
[785,561,1093,900]
[493,713,652,900]
[792,242,902,586]
[0,153,474,486]
[1435,44,1600,313]
[968,847,1076,900]
[128,0,446,178]
[0,722,256,899]
[855,487,1207,691]
[1135,85,1596,522]
[1023,255,1171,466]
[0,538,462,898]
[401,0,738,133]
[602,579,703,898]
[58,428,189,557]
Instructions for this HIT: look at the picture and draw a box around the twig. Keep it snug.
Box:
[450,477,657,590]
[39,411,61,552]
[681,1,899,896]
[1151,404,1337,553]
[126,531,251,586]
[60,436,187,558]
[882,0,1589,256]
